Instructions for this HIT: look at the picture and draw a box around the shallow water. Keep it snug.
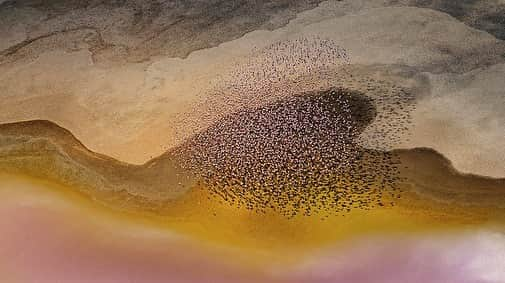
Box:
[0,174,504,283]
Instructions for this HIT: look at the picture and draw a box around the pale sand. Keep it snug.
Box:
[0,4,503,177]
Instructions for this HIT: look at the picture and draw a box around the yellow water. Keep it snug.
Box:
[0,172,500,267]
